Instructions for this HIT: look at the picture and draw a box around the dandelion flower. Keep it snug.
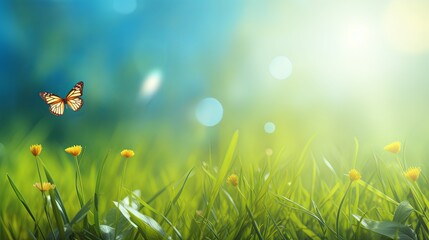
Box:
[348,169,361,182]
[227,174,239,187]
[384,141,401,154]
[33,182,55,192]
[30,144,42,157]
[121,149,135,158]
[404,167,421,182]
[65,145,82,157]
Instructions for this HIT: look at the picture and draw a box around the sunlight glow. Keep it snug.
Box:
[269,56,292,80]
[344,22,371,50]
[383,0,429,54]
[195,98,223,127]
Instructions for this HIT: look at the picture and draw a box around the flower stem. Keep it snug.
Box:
[114,157,129,239]
[74,156,85,207]
[36,157,55,236]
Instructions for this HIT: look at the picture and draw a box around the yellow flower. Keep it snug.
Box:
[348,169,361,182]
[227,174,239,187]
[404,167,421,182]
[65,145,82,157]
[33,182,55,192]
[384,141,401,154]
[121,149,135,158]
[30,144,42,157]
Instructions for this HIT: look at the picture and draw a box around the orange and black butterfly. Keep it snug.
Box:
[39,81,84,116]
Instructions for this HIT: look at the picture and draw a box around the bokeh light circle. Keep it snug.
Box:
[140,69,162,100]
[269,56,293,80]
[195,98,223,127]
[264,122,276,134]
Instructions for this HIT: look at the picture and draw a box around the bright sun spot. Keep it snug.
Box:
[343,22,371,50]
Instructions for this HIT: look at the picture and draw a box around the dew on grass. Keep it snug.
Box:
[264,122,276,134]
[195,97,223,127]
[269,56,293,80]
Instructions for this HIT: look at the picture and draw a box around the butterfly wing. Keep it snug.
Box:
[39,92,65,116]
[65,81,84,111]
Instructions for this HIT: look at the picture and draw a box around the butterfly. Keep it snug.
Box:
[39,81,84,116]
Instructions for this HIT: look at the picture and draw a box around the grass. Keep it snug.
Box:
[1,124,429,239]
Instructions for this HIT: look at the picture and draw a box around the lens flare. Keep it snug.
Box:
[264,122,276,134]
[140,69,162,100]
[195,98,223,127]
[269,56,293,80]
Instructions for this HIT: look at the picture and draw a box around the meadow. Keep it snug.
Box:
[3,1,429,239]
[1,119,428,240]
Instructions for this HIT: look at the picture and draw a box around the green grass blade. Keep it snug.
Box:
[70,198,94,226]
[49,189,65,239]
[201,166,216,181]
[323,156,338,178]
[221,188,239,215]
[43,166,70,224]
[292,134,317,181]
[127,190,183,240]
[0,215,13,240]
[353,214,417,240]
[94,150,110,237]
[75,171,84,207]
[312,200,336,236]
[124,205,166,240]
[289,212,321,239]
[6,174,45,239]
[357,180,399,206]
[164,168,193,218]
[393,201,414,224]
[147,182,174,204]
[245,205,264,240]
[6,174,37,223]
[201,130,239,237]
[336,182,351,240]
[274,194,324,225]
[265,207,289,240]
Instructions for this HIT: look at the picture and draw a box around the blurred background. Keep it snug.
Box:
[1,0,429,158]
